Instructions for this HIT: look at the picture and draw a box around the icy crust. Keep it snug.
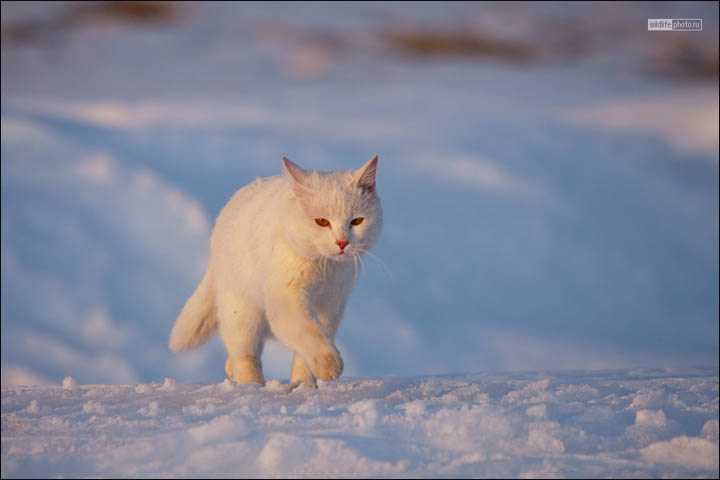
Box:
[1,369,718,478]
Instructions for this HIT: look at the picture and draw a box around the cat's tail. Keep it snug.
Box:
[169,269,218,351]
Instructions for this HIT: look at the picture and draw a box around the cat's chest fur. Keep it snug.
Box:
[270,242,354,304]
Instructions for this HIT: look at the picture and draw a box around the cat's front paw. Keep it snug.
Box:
[290,356,317,389]
[309,349,343,381]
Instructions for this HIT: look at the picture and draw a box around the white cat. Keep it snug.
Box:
[169,156,382,388]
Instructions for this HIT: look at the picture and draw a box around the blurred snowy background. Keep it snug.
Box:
[1,1,718,386]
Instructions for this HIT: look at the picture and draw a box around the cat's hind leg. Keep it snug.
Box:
[217,295,267,385]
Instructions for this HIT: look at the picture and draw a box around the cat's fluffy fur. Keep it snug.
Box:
[169,156,382,387]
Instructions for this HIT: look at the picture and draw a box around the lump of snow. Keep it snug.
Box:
[296,401,322,415]
[188,414,247,445]
[438,393,459,403]
[258,434,312,474]
[305,437,407,477]
[423,404,514,453]
[629,390,664,409]
[62,376,79,392]
[257,434,406,477]
[527,427,565,454]
[526,404,548,419]
[700,419,719,442]
[635,409,666,428]
[182,401,216,416]
[400,400,426,417]
[137,401,160,417]
[24,400,39,414]
[348,399,380,429]
[503,378,552,404]
[639,435,719,470]
[158,378,176,392]
[264,379,284,391]
[218,378,235,392]
[82,400,105,414]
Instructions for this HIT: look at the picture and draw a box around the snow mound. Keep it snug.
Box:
[1,369,717,478]
[62,376,79,392]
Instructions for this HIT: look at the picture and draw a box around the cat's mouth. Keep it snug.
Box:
[329,249,354,260]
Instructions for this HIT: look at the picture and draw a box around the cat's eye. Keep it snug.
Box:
[350,218,364,226]
[315,218,330,227]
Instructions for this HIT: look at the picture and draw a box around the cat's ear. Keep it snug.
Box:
[282,156,313,197]
[354,155,378,194]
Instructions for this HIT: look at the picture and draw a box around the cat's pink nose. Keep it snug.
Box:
[336,239,348,250]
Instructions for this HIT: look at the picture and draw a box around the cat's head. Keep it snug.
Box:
[281,156,383,261]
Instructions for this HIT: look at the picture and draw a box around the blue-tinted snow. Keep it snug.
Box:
[1,370,718,477]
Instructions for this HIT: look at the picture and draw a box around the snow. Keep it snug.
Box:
[2,369,718,478]
[639,436,718,471]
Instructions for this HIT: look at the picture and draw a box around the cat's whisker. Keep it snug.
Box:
[351,253,360,289]
[357,252,366,277]
[322,256,329,285]
[355,247,393,281]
